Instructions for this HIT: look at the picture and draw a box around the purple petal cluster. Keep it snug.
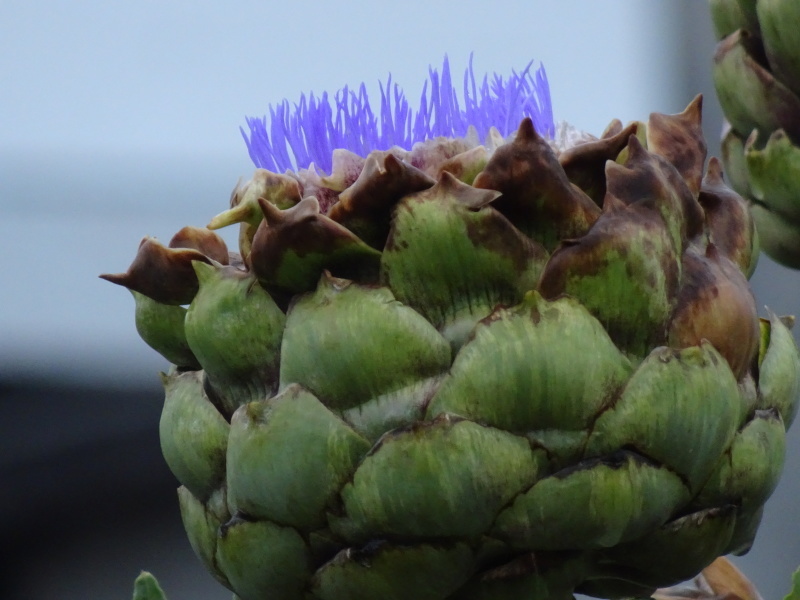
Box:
[241,56,554,174]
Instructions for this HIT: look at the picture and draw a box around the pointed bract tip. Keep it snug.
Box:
[705,156,725,183]
[624,133,647,158]
[434,169,501,209]
[295,196,322,219]
[99,272,128,286]
[517,117,539,142]
[257,197,284,223]
[191,259,219,285]
[383,152,403,175]
[686,93,703,119]
[601,118,624,139]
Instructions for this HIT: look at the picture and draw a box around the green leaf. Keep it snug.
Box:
[132,572,167,600]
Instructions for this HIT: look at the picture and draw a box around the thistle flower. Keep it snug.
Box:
[105,56,800,600]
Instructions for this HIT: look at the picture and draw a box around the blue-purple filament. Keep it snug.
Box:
[241,56,554,174]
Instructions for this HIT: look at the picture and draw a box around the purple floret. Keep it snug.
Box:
[241,55,554,174]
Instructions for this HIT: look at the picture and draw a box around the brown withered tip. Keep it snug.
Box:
[559,121,638,206]
[169,226,229,265]
[647,94,707,197]
[100,237,213,305]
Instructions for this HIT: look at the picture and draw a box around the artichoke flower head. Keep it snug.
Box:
[104,57,800,600]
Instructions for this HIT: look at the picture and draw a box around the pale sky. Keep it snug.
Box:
[2,1,683,158]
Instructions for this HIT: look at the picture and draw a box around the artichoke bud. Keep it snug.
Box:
[646,94,707,197]
[328,151,435,249]
[100,232,227,305]
[381,171,548,349]
[697,157,758,276]
[713,29,800,145]
[667,244,760,380]
[472,117,601,251]
[184,262,285,416]
[757,311,800,427]
[159,370,229,500]
[757,0,800,97]
[558,121,638,206]
[130,290,199,369]
[249,196,381,294]
[105,54,800,598]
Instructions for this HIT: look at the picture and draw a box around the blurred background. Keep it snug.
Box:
[2,1,798,598]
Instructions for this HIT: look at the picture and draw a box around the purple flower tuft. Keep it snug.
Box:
[241,55,554,174]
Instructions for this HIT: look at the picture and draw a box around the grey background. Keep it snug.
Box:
[1,1,798,598]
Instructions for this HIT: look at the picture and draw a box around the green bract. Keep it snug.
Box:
[710,0,800,267]
[105,98,800,600]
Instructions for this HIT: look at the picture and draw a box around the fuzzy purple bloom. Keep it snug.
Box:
[241,56,554,174]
